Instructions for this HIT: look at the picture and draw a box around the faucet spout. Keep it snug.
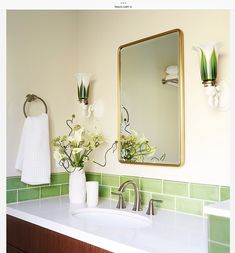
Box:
[118,180,142,211]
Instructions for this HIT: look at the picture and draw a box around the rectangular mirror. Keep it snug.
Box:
[118,29,184,166]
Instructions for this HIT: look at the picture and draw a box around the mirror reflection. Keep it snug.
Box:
[118,29,184,166]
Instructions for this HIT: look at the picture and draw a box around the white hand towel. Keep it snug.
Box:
[15,113,51,185]
[166,65,179,75]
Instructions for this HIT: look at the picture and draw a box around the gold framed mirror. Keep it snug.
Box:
[118,29,185,167]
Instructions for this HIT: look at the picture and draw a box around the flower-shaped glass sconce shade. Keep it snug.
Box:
[75,73,91,105]
[193,42,223,87]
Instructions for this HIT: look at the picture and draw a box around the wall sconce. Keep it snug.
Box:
[162,65,179,87]
[75,73,94,117]
[193,42,227,108]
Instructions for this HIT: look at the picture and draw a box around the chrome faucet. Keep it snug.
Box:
[111,191,126,209]
[118,180,142,211]
[146,199,163,215]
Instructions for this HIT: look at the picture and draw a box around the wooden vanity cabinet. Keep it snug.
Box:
[7,215,111,253]
[7,244,25,253]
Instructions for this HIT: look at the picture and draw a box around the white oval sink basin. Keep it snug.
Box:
[72,208,151,229]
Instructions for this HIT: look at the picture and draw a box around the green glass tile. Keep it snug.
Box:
[130,190,151,206]
[209,215,230,245]
[7,177,27,190]
[41,185,60,198]
[163,180,188,197]
[86,172,101,184]
[102,174,119,187]
[190,183,219,201]
[204,201,216,206]
[220,186,230,201]
[99,186,110,198]
[61,184,69,195]
[176,198,203,216]
[152,194,175,210]
[140,178,162,193]
[51,173,69,185]
[27,183,49,188]
[204,201,216,212]
[209,241,230,253]
[120,176,139,189]
[7,190,17,203]
[18,188,40,201]
[111,187,129,202]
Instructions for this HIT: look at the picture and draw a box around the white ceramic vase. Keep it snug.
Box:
[69,168,86,204]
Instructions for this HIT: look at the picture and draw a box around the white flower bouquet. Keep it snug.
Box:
[120,130,156,162]
[52,117,104,172]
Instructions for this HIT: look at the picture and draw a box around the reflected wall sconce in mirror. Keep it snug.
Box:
[75,73,94,117]
[193,42,229,110]
[162,65,179,87]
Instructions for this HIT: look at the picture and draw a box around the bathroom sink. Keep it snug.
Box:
[72,208,151,229]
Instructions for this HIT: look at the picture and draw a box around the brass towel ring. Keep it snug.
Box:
[23,94,48,118]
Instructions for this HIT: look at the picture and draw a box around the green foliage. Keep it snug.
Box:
[198,47,218,82]
[120,130,156,162]
[210,48,217,80]
[200,49,208,81]
[78,80,89,99]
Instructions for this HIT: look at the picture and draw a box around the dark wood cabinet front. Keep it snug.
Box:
[90,246,112,253]
[7,215,111,253]
[7,215,30,251]
[7,244,25,253]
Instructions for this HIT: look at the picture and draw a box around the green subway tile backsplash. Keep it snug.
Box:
[99,185,111,198]
[209,241,230,253]
[7,177,27,190]
[41,185,61,198]
[220,186,230,201]
[163,180,188,197]
[61,184,69,195]
[152,193,175,210]
[190,183,219,201]
[18,188,40,201]
[6,172,230,217]
[208,214,230,253]
[130,190,151,206]
[51,173,69,185]
[86,172,101,184]
[120,176,139,189]
[102,174,119,187]
[176,198,203,216]
[140,178,162,193]
[7,190,17,203]
[209,215,230,245]
[141,191,151,206]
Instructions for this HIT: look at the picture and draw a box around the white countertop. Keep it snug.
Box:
[204,200,230,218]
[7,196,208,253]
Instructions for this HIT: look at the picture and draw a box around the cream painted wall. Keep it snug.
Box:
[7,11,79,176]
[76,10,230,186]
[7,10,230,186]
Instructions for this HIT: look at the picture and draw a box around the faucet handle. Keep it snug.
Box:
[146,199,163,215]
[111,192,126,209]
